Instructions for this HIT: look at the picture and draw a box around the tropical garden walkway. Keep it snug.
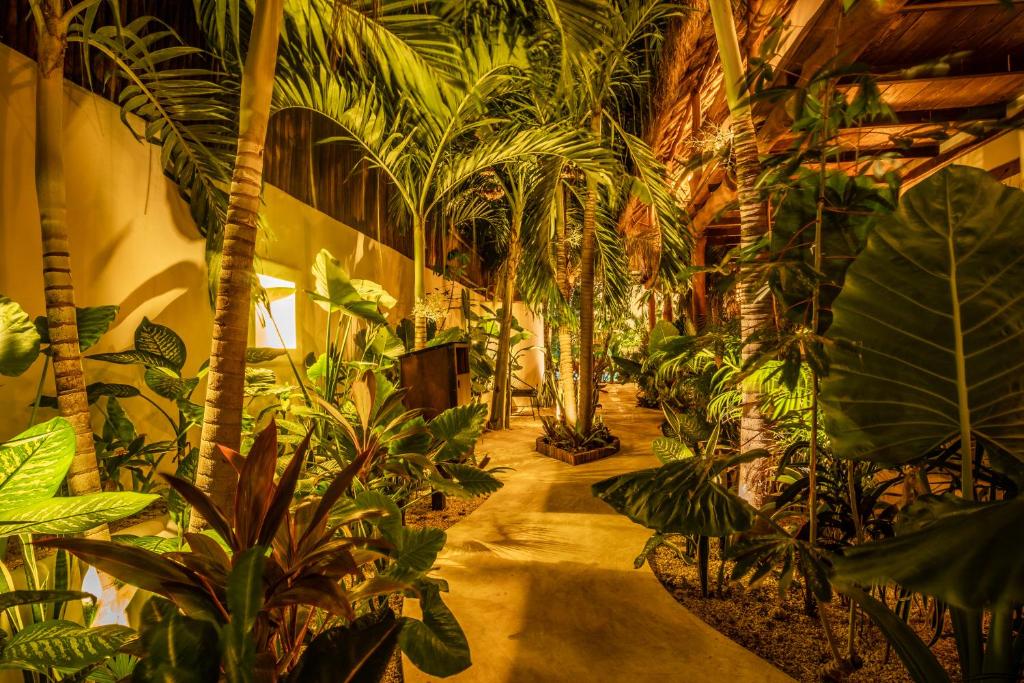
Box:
[406,384,794,682]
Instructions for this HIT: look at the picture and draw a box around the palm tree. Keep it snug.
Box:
[29,0,106,505]
[188,0,286,528]
[275,28,613,352]
[708,0,772,505]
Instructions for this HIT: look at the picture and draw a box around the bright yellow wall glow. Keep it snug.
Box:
[256,273,297,349]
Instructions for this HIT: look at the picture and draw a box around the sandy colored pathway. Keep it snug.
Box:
[406,384,793,682]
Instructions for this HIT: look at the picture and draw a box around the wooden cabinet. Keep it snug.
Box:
[398,342,472,419]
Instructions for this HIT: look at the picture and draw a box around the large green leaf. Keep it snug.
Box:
[770,170,889,333]
[428,403,486,462]
[144,367,199,400]
[0,296,40,377]
[39,381,141,409]
[224,547,266,683]
[398,583,470,677]
[0,492,158,535]
[246,347,287,364]
[135,318,187,371]
[388,528,445,581]
[309,249,386,323]
[134,598,220,683]
[36,305,119,351]
[840,587,951,683]
[428,464,502,498]
[0,620,136,671]
[592,456,755,537]
[0,589,94,613]
[286,609,400,683]
[822,166,1024,465]
[0,418,74,509]
[831,494,1024,610]
[87,349,169,367]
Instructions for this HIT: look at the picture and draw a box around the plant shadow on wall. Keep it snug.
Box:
[594,167,1024,683]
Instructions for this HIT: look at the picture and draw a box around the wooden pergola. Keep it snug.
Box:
[625,0,1024,323]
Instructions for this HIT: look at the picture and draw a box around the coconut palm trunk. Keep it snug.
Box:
[488,237,520,430]
[554,184,578,426]
[413,214,428,350]
[709,0,773,505]
[192,0,285,528]
[577,111,602,436]
[34,0,106,510]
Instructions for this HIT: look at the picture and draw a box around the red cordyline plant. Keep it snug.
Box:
[41,418,470,681]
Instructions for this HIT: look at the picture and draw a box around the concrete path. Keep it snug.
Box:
[406,384,793,683]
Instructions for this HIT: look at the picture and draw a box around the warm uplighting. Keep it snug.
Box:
[82,567,131,626]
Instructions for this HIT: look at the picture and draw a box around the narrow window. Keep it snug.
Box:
[255,273,297,349]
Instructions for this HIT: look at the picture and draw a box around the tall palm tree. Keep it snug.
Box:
[275,28,613,351]
[486,170,527,430]
[30,0,105,505]
[553,183,579,425]
[190,0,287,528]
[708,0,772,504]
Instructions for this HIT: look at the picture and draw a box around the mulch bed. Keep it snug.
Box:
[646,538,962,682]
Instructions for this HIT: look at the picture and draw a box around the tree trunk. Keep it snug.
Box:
[577,112,601,436]
[192,0,285,528]
[554,184,577,426]
[709,0,773,506]
[662,291,673,321]
[413,214,427,350]
[34,0,106,512]
[488,223,521,430]
[647,293,657,332]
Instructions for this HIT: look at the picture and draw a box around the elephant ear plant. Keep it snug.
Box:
[43,420,472,682]
[821,166,1024,682]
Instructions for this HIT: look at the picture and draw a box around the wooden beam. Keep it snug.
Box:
[898,0,1024,10]
[760,0,910,141]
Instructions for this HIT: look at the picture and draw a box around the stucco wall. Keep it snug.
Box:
[0,44,483,442]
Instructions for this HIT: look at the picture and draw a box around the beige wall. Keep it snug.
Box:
[0,44,482,442]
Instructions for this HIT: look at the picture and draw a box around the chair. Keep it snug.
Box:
[510,376,541,419]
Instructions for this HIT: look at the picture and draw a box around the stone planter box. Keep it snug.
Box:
[535,436,620,466]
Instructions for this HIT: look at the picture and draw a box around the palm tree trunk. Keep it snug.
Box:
[488,236,520,430]
[34,0,105,510]
[413,214,427,350]
[554,184,577,426]
[709,0,773,505]
[192,0,285,528]
[577,111,601,436]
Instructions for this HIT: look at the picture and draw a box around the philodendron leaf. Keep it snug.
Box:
[399,583,471,677]
[592,457,755,537]
[0,620,136,671]
[428,403,486,462]
[0,296,40,377]
[822,166,1024,465]
[0,492,158,535]
[309,249,386,323]
[428,464,502,498]
[0,418,74,508]
[135,317,187,371]
[831,495,1024,610]
[388,528,445,581]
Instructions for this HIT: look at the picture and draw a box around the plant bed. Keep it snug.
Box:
[535,436,621,465]
[646,539,961,682]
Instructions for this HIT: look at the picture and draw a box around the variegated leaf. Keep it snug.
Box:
[0,418,74,509]
[0,620,136,670]
[0,492,158,535]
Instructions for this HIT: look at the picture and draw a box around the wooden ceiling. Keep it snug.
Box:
[692,0,1024,248]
